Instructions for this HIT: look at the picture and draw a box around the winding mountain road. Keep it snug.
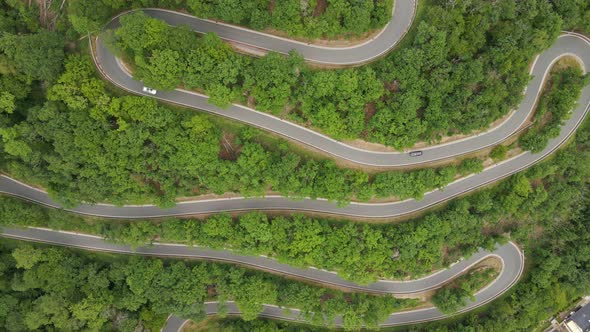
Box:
[98,10,590,168]
[0,227,523,328]
[1,2,590,330]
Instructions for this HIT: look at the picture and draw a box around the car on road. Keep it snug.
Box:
[142,86,157,95]
[409,151,423,157]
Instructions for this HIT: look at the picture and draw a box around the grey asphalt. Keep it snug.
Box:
[161,315,187,332]
[0,227,523,328]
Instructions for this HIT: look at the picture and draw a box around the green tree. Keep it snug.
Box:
[0,91,15,114]
[244,51,302,114]
[490,145,508,161]
[12,246,44,269]
[140,49,184,90]
[0,31,64,82]
[458,158,484,176]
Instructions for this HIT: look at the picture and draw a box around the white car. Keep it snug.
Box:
[142,86,157,95]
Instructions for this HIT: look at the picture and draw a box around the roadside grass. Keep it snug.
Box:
[552,55,583,71]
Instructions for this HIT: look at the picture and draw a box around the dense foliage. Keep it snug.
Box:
[552,0,590,33]
[195,318,329,332]
[4,0,589,207]
[520,64,588,152]
[3,111,590,328]
[0,195,498,284]
[431,268,497,314]
[1,1,590,331]
[0,31,64,84]
[0,242,414,331]
[180,112,590,332]
[0,1,65,128]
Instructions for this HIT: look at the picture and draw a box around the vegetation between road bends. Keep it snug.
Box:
[410,200,590,332]
[3,0,589,207]
[3,113,590,329]
[187,318,331,332]
[490,145,508,162]
[106,1,588,149]
[0,195,498,284]
[4,111,590,286]
[0,242,417,331]
[1,1,590,331]
[187,0,394,39]
[2,0,589,156]
[431,268,498,314]
[519,65,589,153]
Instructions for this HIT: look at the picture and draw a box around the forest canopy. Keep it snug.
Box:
[68,0,394,39]
[0,242,415,331]
[1,0,590,331]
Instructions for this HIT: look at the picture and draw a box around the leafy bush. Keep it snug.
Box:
[432,268,497,314]
[490,145,508,161]
[520,66,588,153]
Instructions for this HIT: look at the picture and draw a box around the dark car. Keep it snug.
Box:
[409,151,423,157]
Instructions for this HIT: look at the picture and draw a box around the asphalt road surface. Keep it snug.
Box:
[0,227,523,328]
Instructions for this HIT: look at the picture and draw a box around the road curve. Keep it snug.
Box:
[0,227,523,328]
[162,315,187,332]
[99,11,590,167]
